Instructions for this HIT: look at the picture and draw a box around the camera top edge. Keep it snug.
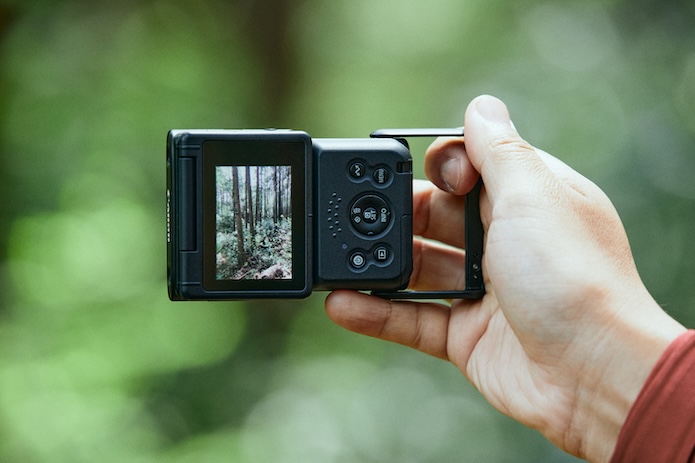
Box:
[370,127,464,139]
[168,127,464,141]
[168,128,312,142]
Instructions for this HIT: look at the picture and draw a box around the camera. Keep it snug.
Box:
[167,128,484,300]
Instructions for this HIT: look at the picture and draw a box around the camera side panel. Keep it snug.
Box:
[167,130,204,300]
[312,138,413,290]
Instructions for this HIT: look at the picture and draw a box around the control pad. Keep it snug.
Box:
[350,194,391,236]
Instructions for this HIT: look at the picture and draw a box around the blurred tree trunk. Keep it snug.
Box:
[238,0,298,126]
[150,1,307,436]
[231,0,307,368]
[0,6,12,38]
[0,5,16,264]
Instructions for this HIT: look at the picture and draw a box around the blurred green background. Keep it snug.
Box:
[0,0,694,461]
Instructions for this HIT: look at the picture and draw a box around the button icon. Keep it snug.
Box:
[363,207,377,222]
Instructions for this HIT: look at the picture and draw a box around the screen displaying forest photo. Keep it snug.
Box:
[216,165,292,280]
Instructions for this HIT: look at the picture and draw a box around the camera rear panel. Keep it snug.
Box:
[312,138,413,290]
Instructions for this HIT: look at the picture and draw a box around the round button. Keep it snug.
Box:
[349,162,366,179]
[350,194,391,236]
[362,207,377,223]
[373,246,390,262]
[350,252,366,269]
[373,167,390,185]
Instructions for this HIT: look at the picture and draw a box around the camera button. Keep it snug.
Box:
[363,207,378,223]
[373,167,390,185]
[373,246,389,262]
[349,252,367,269]
[349,162,366,179]
[350,194,391,236]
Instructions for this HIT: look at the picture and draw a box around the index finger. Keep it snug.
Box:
[325,289,452,360]
[424,136,479,195]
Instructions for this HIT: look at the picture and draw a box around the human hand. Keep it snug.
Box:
[325,95,686,462]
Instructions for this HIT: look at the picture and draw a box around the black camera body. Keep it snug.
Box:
[312,137,413,291]
[167,128,484,301]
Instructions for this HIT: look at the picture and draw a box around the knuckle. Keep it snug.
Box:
[486,133,537,160]
[409,306,426,352]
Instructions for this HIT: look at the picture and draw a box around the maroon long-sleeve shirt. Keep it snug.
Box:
[610,330,695,462]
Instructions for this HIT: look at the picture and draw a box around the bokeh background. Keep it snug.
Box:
[0,0,694,461]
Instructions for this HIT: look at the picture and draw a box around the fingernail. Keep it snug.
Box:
[441,157,461,193]
[475,95,513,128]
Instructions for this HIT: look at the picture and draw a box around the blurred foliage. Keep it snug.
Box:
[0,0,693,461]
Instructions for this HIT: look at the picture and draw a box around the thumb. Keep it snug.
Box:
[463,95,552,203]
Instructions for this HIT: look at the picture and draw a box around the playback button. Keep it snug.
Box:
[373,246,390,262]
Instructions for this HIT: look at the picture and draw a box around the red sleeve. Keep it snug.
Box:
[610,330,695,463]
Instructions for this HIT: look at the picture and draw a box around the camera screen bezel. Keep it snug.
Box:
[201,135,311,294]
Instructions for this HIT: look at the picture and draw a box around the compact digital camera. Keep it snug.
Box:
[166,128,484,300]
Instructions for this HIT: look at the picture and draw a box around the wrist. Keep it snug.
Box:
[571,291,685,462]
